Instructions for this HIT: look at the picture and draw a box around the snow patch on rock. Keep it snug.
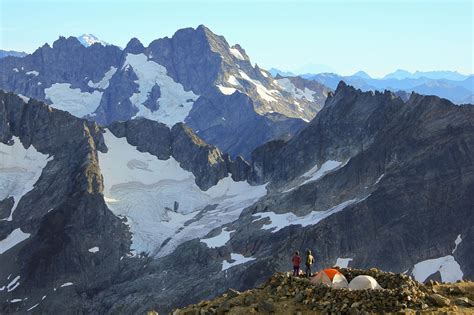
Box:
[201,228,234,248]
[275,78,316,102]
[253,199,359,233]
[0,229,30,254]
[123,53,199,127]
[217,85,237,95]
[87,66,116,89]
[335,258,353,268]
[227,75,240,86]
[374,174,385,185]
[239,71,280,103]
[26,70,39,76]
[229,47,244,60]
[411,255,463,283]
[222,253,255,271]
[6,276,20,292]
[88,246,99,253]
[452,234,462,254]
[283,160,343,193]
[27,303,40,311]
[17,94,30,103]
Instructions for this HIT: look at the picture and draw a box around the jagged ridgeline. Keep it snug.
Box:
[0,26,473,314]
[0,25,330,159]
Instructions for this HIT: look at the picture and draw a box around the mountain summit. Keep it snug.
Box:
[77,34,109,47]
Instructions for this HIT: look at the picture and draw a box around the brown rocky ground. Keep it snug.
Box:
[168,268,474,315]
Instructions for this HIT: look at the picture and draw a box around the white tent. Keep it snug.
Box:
[348,275,382,290]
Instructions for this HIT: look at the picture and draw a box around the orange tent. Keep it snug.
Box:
[310,268,348,288]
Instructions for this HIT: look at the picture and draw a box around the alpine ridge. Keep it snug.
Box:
[0,25,331,158]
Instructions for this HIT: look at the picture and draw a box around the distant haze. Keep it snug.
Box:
[1,0,472,77]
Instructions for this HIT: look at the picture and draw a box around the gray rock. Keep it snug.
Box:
[0,197,14,219]
[429,294,451,307]
[454,297,474,307]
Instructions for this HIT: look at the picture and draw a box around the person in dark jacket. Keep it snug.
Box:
[305,249,314,277]
[292,251,301,276]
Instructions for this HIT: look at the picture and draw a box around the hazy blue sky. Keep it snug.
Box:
[1,0,472,77]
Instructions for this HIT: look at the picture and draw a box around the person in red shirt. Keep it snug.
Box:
[292,251,301,276]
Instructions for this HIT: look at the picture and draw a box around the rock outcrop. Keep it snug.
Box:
[172,269,474,314]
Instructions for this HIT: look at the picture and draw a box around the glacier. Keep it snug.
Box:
[0,137,52,221]
[98,130,267,257]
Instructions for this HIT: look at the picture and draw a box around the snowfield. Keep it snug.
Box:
[99,131,267,257]
[0,137,52,221]
[123,53,199,127]
[45,83,103,118]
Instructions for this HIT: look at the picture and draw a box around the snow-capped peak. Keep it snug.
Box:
[77,34,108,47]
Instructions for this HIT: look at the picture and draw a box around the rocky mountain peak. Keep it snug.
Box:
[52,36,84,51]
[124,37,145,54]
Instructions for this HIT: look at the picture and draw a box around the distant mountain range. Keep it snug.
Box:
[281,70,473,105]
[0,50,27,59]
[383,69,469,81]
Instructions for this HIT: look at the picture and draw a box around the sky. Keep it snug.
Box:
[0,0,472,77]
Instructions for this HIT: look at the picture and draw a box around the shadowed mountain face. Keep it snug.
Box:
[0,25,331,158]
[1,79,472,314]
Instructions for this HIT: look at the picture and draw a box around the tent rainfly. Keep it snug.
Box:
[310,268,348,288]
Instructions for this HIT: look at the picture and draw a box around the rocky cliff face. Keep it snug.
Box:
[0,26,330,158]
[0,91,131,313]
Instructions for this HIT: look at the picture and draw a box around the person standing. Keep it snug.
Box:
[292,251,301,276]
[305,249,314,277]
